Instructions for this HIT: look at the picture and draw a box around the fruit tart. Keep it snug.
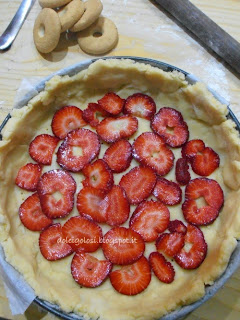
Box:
[0,58,240,320]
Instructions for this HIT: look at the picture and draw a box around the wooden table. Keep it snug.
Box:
[0,0,240,319]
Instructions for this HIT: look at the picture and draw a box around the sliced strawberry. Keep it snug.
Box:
[15,163,42,191]
[149,252,175,284]
[77,187,106,223]
[119,166,156,205]
[151,107,189,147]
[168,220,187,235]
[153,178,182,206]
[51,105,87,139]
[175,224,207,269]
[37,169,76,219]
[124,93,156,120]
[182,139,205,160]
[175,158,191,185]
[82,103,109,128]
[100,186,130,226]
[103,139,132,173]
[102,227,145,265]
[109,256,151,296]
[62,216,102,252]
[29,134,59,165]
[98,92,125,115]
[133,132,174,176]
[71,252,112,288]
[156,232,185,257]
[130,200,170,242]
[82,159,113,192]
[57,128,100,172]
[39,223,73,261]
[97,115,138,143]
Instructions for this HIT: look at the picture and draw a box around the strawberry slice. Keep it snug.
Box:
[29,134,59,165]
[182,139,205,160]
[119,166,156,205]
[100,186,130,226]
[82,103,109,128]
[109,256,151,296]
[133,132,174,176]
[82,159,113,192]
[57,128,100,172]
[77,187,106,223]
[168,220,187,235]
[124,93,156,120]
[151,107,189,147]
[71,252,112,288]
[15,163,42,191]
[156,232,185,257]
[97,115,138,143]
[102,227,145,265]
[51,105,87,139]
[62,216,102,252]
[130,200,170,242]
[153,178,182,206]
[37,169,76,219]
[175,158,191,185]
[175,224,207,269]
[98,92,125,115]
[19,193,52,231]
[182,178,224,225]
[103,139,132,173]
[149,252,175,284]
[39,223,73,261]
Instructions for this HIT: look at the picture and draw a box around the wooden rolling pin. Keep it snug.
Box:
[154,0,240,75]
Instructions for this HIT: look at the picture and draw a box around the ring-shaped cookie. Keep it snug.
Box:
[70,0,103,32]
[77,17,118,55]
[58,0,84,32]
[33,8,61,53]
[39,0,72,9]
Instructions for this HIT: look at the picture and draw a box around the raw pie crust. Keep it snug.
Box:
[0,59,240,320]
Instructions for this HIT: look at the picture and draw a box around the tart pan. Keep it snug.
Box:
[1,56,240,320]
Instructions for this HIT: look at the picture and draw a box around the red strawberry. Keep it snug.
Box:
[77,187,106,223]
[156,232,185,257]
[82,159,113,192]
[19,193,52,231]
[71,252,112,288]
[98,92,125,115]
[175,158,191,185]
[103,139,132,173]
[57,128,100,172]
[15,163,42,191]
[151,107,189,147]
[39,223,73,261]
[62,216,102,252]
[175,224,207,269]
[130,200,170,242]
[119,166,156,205]
[29,134,59,165]
[51,105,87,139]
[149,252,175,284]
[37,169,76,219]
[100,186,130,226]
[153,178,182,206]
[124,93,156,120]
[168,220,187,235]
[133,132,174,176]
[182,139,205,160]
[109,256,151,296]
[102,227,145,265]
[82,103,109,128]
[97,115,138,143]
[182,178,224,225]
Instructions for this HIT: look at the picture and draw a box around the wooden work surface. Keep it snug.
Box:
[0,0,240,319]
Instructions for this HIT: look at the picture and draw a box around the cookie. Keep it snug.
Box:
[58,0,84,32]
[39,0,72,8]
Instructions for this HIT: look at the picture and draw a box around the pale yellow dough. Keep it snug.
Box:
[0,59,240,320]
